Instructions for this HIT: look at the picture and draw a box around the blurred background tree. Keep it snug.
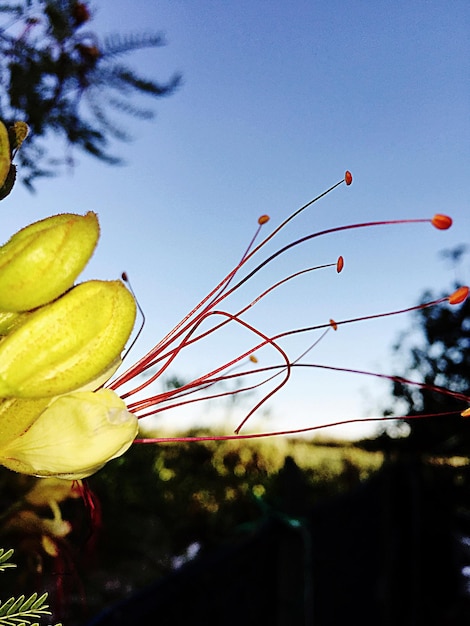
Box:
[0,0,180,188]
[381,248,470,455]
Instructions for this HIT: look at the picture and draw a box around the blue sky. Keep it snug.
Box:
[4,0,470,439]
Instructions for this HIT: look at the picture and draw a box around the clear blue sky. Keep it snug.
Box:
[4,0,470,439]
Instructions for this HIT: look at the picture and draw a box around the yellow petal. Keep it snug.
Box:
[0,212,100,311]
[0,280,136,398]
[0,389,138,478]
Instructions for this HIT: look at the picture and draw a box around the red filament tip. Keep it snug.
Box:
[431,214,452,230]
[448,286,469,305]
[344,171,353,186]
[258,214,270,225]
[336,256,344,273]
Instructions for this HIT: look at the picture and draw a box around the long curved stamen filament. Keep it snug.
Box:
[126,309,291,412]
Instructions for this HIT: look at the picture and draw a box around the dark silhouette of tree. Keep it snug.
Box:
[0,0,181,187]
[383,278,470,455]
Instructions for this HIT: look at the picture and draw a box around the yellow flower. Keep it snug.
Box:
[0,389,138,478]
[0,173,468,480]
[0,210,138,478]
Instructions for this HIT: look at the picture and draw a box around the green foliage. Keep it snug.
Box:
[0,549,61,626]
[0,1,181,186]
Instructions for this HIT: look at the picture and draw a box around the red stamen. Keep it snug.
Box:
[111,173,353,393]
[107,172,460,443]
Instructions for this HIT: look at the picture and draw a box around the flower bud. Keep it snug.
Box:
[0,279,136,398]
[0,389,139,478]
[0,212,100,312]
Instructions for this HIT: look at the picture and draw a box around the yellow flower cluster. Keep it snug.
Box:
[0,212,138,478]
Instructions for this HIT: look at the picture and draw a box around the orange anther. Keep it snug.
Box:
[336,256,344,273]
[431,214,452,230]
[249,354,258,363]
[258,214,270,225]
[329,318,338,331]
[344,171,353,186]
[448,286,469,305]
[461,408,470,418]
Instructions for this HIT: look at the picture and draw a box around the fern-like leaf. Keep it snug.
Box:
[103,32,167,57]
[0,592,52,625]
[0,549,15,572]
